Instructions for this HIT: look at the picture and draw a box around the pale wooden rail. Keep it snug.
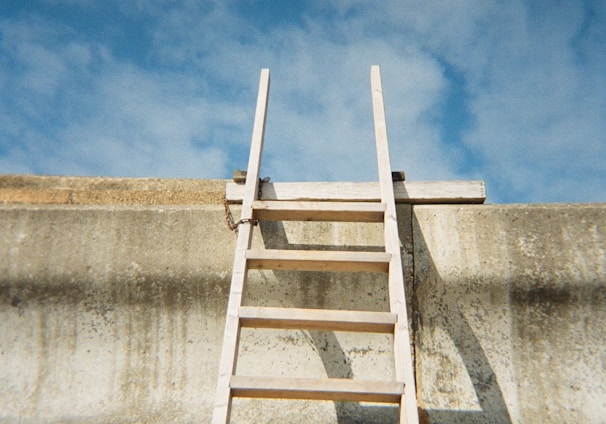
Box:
[227,180,486,204]
[371,65,419,423]
[251,200,386,222]
[230,376,404,403]
[239,306,397,333]
[212,69,270,424]
[245,249,391,273]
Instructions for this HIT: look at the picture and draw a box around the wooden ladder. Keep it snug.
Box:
[213,66,419,424]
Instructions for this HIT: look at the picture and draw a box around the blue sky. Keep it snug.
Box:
[0,1,604,203]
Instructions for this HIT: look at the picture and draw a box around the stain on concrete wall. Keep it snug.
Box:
[1,205,232,422]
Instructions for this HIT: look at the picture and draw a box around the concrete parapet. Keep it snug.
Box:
[1,205,233,422]
[0,202,407,422]
[414,204,606,423]
[0,177,604,423]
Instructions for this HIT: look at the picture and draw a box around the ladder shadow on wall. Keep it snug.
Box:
[413,222,513,423]
[244,210,512,423]
[249,219,400,423]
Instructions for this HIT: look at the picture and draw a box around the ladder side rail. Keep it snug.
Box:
[371,65,420,424]
[213,68,270,424]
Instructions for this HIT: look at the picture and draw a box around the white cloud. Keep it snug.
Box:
[52,64,239,177]
[0,13,245,179]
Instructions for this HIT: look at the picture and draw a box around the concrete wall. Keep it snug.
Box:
[1,205,232,422]
[413,204,606,423]
[1,177,604,423]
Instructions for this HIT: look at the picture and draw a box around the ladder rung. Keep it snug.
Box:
[230,376,404,403]
[252,200,385,222]
[246,249,390,273]
[239,306,396,333]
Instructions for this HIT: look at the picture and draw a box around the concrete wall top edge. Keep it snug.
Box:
[0,175,229,205]
[414,202,606,209]
[0,174,229,189]
[4,174,605,208]
[0,204,223,212]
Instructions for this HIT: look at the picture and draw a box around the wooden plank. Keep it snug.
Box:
[371,65,419,424]
[252,200,385,222]
[213,69,270,424]
[239,306,396,333]
[230,376,404,403]
[246,249,390,273]
[226,180,486,204]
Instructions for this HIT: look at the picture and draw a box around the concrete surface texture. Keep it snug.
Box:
[413,204,606,423]
[0,174,226,205]
[1,176,605,423]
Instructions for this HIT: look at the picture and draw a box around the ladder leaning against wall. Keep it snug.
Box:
[213,65,417,423]
[213,66,484,423]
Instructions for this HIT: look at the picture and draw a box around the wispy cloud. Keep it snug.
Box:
[374,0,606,202]
[0,1,604,202]
[0,11,241,178]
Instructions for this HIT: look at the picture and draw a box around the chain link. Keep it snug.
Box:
[223,177,269,232]
[223,195,239,231]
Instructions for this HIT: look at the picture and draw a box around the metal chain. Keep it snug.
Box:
[223,195,239,231]
[223,177,269,232]
[224,197,258,232]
